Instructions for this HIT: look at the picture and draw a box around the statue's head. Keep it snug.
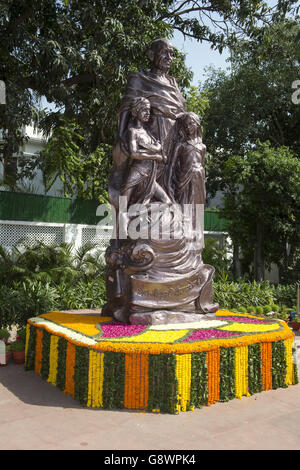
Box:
[147,38,174,73]
[130,97,151,122]
[178,112,202,140]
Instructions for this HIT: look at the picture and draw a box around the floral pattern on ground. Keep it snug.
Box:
[216,316,272,324]
[183,329,238,342]
[219,322,281,333]
[33,310,285,349]
[40,312,112,337]
[100,322,147,338]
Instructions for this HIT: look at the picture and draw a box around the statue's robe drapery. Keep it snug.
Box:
[104,68,218,321]
[118,71,186,141]
[112,71,186,196]
[172,141,206,206]
[120,158,157,205]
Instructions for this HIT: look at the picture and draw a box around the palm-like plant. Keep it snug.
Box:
[0,240,106,286]
[73,242,106,281]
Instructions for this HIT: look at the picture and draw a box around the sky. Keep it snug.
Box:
[171,30,230,86]
[170,0,281,86]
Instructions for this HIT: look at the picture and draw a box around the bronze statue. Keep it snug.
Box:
[102,38,218,325]
[120,97,170,206]
[170,112,206,207]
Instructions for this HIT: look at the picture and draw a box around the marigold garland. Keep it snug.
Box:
[27,317,294,356]
[25,310,299,414]
[64,342,76,397]
[87,350,105,408]
[87,350,93,407]
[234,346,250,399]
[176,354,191,412]
[284,337,294,386]
[34,329,43,375]
[207,348,220,404]
[124,352,149,410]
[261,342,273,391]
[47,335,59,386]
[25,324,30,362]
[25,324,36,371]
[124,353,134,409]
[56,337,67,391]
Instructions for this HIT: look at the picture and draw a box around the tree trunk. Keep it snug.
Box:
[233,244,241,278]
[279,243,296,283]
[254,222,264,281]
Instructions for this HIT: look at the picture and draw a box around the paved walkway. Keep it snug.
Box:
[1,331,300,450]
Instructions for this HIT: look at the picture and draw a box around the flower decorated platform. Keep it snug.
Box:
[25,310,298,414]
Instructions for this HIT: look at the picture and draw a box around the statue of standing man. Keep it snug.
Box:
[109,38,186,212]
[104,38,219,325]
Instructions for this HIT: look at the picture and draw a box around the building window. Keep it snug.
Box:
[3,157,18,186]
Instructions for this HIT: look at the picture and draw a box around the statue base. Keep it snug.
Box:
[129,310,217,325]
[26,310,298,413]
[104,235,219,325]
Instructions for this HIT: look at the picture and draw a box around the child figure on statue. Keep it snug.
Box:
[121,97,171,205]
[171,111,206,207]
[167,111,206,250]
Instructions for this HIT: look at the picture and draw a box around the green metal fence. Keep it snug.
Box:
[204,209,228,232]
[0,191,99,225]
[0,191,228,231]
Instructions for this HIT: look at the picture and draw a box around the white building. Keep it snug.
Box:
[0,124,63,196]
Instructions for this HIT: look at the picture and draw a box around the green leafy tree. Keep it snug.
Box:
[220,141,300,282]
[185,86,211,120]
[1,0,297,195]
[36,117,113,200]
[201,18,300,198]
[198,17,300,280]
[40,118,84,196]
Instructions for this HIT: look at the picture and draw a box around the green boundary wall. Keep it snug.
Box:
[0,191,227,232]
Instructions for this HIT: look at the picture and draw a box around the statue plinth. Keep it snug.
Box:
[129,310,217,326]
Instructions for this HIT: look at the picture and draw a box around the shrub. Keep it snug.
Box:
[16,327,27,342]
[278,311,289,320]
[255,306,264,315]
[213,279,298,313]
[202,238,232,281]
[272,283,299,308]
[0,241,106,287]
[213,280,275,310]
[0,278,106,328]
[56,279,106,311]
[263,305,272,314]
[10,340,25,352]
[271,304,280,313]
[0,328,10,342]
[0,281,58,328]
